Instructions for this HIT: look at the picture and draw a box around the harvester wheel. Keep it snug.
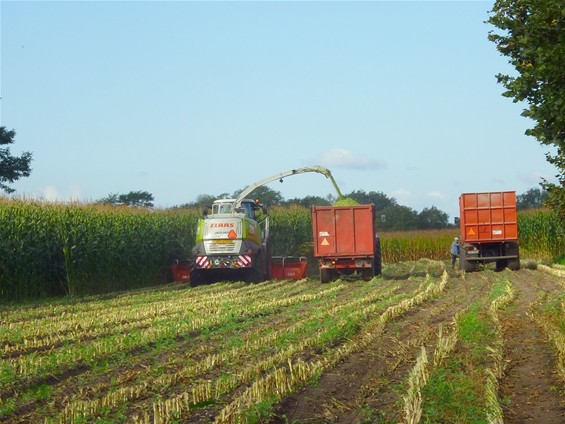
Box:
[247,253,265,283]
[190,269,205,287]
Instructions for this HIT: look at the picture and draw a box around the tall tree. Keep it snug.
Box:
[284,195,331,207]
[418,206,450,229]
[378,205,419,231]
[488,0,565,218]
[232,186,283,206]
[0,127,33,194]
[346,189,397,211]
[517,187,548,209]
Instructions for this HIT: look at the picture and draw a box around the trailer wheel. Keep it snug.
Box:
[507,258,520,271]
[495,260,507,272]
[320,269,333,284]
[362,268,374,281]
[374,236,382,276]
[459,256,476,272]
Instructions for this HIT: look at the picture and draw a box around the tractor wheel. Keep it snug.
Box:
[374,237,382,276]
[362,268,374,281]
[495,260,507,272]
[320,268,333,284]
[459,256,476,272]
[507,258,520,271]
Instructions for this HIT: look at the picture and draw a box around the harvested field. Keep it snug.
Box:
[0,260,563,423]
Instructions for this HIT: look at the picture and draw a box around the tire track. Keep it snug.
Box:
[270,271,490,423]
[499,269,564,423]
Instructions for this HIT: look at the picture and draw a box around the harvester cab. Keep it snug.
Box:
[190,166,341,286]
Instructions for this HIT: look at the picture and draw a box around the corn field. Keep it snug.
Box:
[517,208,565,260]
[0,199,562,300]
[0,199,198,299]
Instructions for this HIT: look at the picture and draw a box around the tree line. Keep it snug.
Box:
[0,125,553,231]
[173,186,549,232]
[175,187,452,231]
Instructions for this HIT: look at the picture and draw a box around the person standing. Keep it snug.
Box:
[450,236,460,270]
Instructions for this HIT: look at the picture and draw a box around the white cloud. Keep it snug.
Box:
[392,188,414,203]
[427,191,446,200]
[40,184,82,202]
[69,184,82,201]
[316,148,386,170]
[42,186,61,202]
[517,170,556,185]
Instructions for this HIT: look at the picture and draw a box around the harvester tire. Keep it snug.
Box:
[190,269,205,287]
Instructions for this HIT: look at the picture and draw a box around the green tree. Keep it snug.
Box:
[418,206,450,229]
[345,189,397,211]
[233,186,283,206]
[517,187,549,209]
[99,190,154,207]
[0,126,32,194]
[378,205,419,231]
[284,195,331,207]
[488,0,565,218]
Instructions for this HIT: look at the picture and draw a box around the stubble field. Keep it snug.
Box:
[1,260,563,423]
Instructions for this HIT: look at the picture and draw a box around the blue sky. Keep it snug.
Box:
[1,1,558,220]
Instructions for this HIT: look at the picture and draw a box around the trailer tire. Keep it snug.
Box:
[374,235,382,276]
[507,258,520,271]
[495,260,507,272]
[460,256,476,272]
[362,269,374,281]
[320,269,333,284]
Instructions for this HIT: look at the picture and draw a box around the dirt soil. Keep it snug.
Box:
[499,269,564,424]
[270,268,564,424]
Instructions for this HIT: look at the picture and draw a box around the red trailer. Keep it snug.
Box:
[311,204,382,283]
[459,191,520,271]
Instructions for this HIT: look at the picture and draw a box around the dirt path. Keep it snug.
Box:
[270,271,491,423]
[499,269,564,423]
[270,269,564,424]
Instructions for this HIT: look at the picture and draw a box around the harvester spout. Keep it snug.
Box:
[234,165,344,205]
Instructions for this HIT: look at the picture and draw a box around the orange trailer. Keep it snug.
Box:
[458,191,520,271]
[311,204,382,283]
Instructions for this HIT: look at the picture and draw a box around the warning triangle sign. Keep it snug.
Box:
[468,228,475,235]
[321,238,329,246]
